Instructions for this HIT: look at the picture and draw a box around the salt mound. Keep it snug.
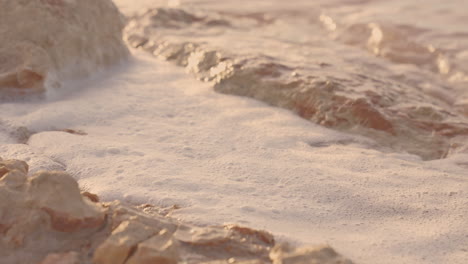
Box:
[0,0,128,93]
[0,157,353,264]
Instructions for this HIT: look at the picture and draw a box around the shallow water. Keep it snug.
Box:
[120,0,468,160]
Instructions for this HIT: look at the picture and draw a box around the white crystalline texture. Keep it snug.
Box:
[0,157,353,264]
[0,0,128,93]
[124,7,468,160]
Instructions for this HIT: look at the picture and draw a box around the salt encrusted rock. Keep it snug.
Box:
[125,7,468,160]
[39,252,81,264]
[125,229,180,264]
[174,224,275,261]
[0,159,106,264]
[270,244,354,264]
[0,157,354,264]
[0,0,128,93]
[105,200,178,232]
[0,159,29,176]
[93,220,158,264]
[81,191,100,203]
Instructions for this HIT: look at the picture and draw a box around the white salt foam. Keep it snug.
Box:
[0,51,466,264]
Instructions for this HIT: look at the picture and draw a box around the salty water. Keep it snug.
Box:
[121,0,468,160]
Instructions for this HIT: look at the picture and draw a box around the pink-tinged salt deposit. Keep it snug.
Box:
[0,0,128,93]
[0,1,467,264]
[123,4,468,161]
[1,51,465,264]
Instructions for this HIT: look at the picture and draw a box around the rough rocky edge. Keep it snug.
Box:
[124,8,468,160]
[0,157,353,264]
[0,0,128,93]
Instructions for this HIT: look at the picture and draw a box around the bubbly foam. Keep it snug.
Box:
[123,3,468,160]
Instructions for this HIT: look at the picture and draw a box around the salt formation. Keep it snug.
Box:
[0,157,353,264]
[125,8,468,160]
[0,0,128,93]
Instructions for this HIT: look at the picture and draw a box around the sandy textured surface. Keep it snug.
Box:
[0,0,467,263]
[0,51,466,264]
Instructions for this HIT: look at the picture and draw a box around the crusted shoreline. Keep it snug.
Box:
[124,7,468,160]
[0,157,353,264]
